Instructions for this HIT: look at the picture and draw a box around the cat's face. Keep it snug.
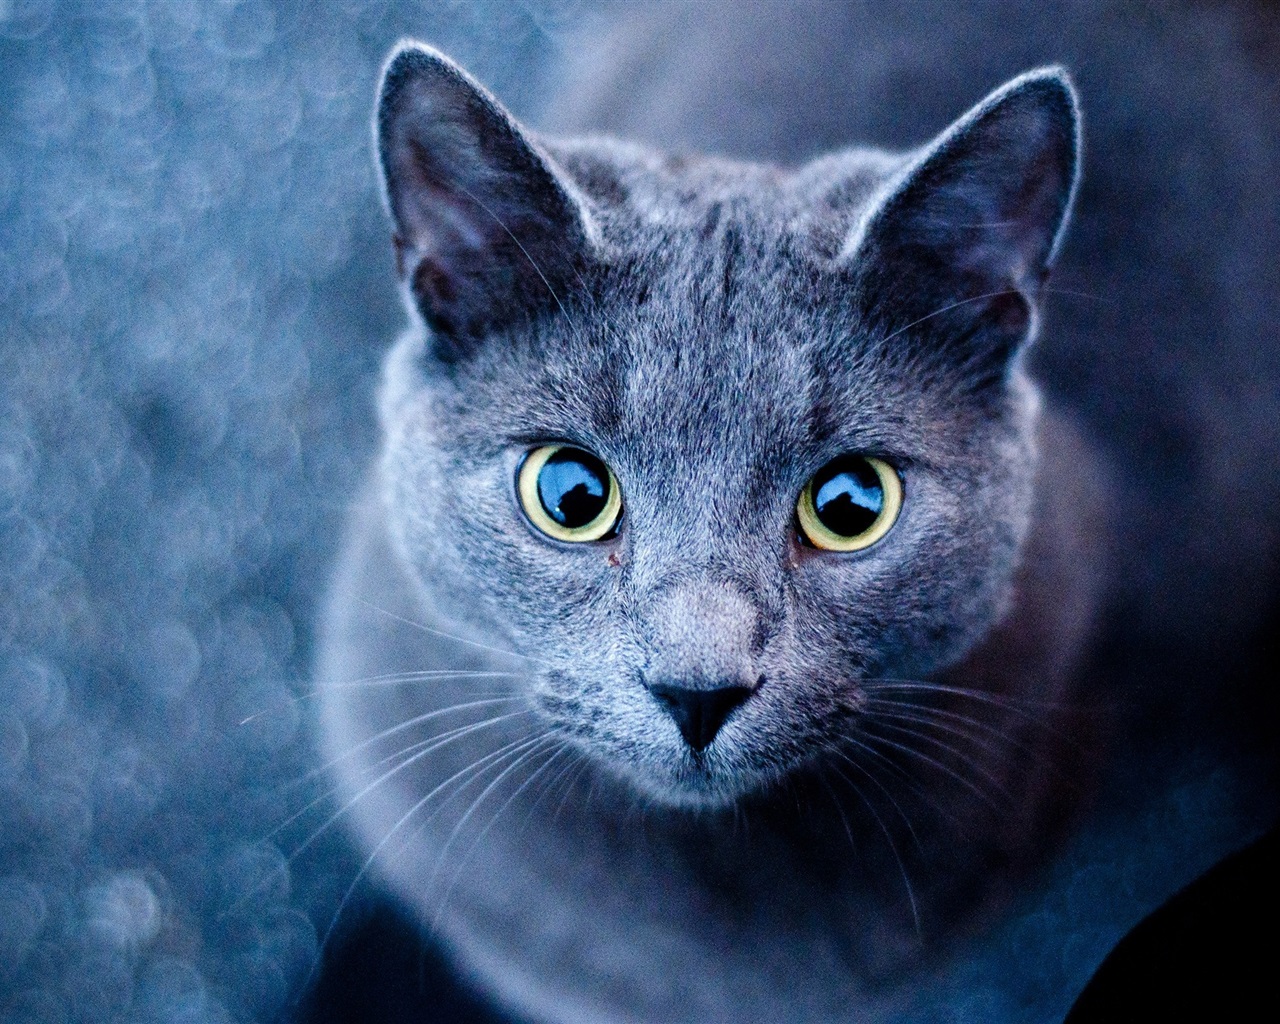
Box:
[374,45,1077,806]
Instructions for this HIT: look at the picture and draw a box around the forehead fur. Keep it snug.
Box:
[402,136,1008,474]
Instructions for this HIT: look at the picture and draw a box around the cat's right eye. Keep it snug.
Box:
[796,455,902,552]
[517,444,622,543]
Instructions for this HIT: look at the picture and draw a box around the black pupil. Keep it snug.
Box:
[537,448,610,529]
[812,457,884,537]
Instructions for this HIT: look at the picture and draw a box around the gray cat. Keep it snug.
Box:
[317,5,1279,1021]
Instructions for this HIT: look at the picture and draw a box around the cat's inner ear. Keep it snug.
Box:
[376,43,593,358]
[840,68,1080,379]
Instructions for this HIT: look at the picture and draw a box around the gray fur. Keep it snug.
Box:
[318,6,1279,1022]
[363,42,1081,808]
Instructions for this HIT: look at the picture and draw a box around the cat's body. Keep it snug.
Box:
[317,4,1279,1022]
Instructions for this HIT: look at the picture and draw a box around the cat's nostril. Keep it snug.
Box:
[648,682,754,752]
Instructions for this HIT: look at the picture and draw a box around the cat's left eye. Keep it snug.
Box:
[517,444,622,543]
[796,455,902,552]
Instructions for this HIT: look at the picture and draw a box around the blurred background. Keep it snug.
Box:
[0,2,584,1021]
[0,3,1274,1023]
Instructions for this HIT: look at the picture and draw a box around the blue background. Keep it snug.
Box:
[0,3,1272,1023]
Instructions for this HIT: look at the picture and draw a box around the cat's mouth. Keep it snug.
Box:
[610,739,786,808]
[533,672,834,808]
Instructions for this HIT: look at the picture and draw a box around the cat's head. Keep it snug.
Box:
[372,42,1078,807]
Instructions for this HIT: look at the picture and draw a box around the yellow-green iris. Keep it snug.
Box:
[517,444,622,543]
[796,455,902,551]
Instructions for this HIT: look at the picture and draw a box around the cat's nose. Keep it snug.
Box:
[647,681,755,751]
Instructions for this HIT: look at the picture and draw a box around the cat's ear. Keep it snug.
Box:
[841,68,1079,384]
[376,42,594,360]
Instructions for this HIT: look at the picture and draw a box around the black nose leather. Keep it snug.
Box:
[648,682,753,751]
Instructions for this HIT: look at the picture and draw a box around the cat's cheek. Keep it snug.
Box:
[783,518,968,680]
[467,529,627,656]
[531,676,688,796]
[379,433,597,645]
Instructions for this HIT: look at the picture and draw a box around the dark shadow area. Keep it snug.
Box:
[1066,822,1279,1022]
[297,900,512,1024]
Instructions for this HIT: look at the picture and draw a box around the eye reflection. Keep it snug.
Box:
[517,444,622,543]
[797,455,902,551]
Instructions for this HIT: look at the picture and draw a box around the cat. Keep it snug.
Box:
[316,4,1279,1022]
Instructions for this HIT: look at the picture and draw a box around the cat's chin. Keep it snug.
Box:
[558,730,796,811]
[611,760,774,811]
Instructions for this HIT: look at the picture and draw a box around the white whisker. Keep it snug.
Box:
[861,717,1013,805]
[867,678,1066,719]
[453,182,582,339]
[522,745,587,829]
[238,673,519,725]
[429,737,565,926]
[284,696,525,796]
[826,745,926,856]
[551,755,594,824]
[425,734,559,904]
[829,763,921,935]
[818,774,859,856]
[284,708,534,862]
[877,290,1020,345]
[867,706,1008,759]
[358,599,552,667]
[275,709,523,839]
[511,743,575,833]
[857,724,1003,812]
[307,731,539,988]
